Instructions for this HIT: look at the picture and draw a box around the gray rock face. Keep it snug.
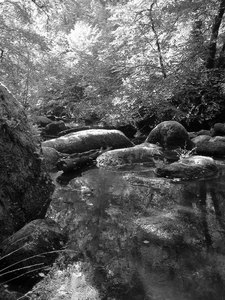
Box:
[156,155,218,179]
[192,135,211,145]
[0,83,54,243]
[0,219,66,283]
[97,143,163,168]
[42,129,134,154]
[196,129,211,136]
[211,123,225,137]
[146,121,193,150]
[42,146,62,171]
[193,135,225,156]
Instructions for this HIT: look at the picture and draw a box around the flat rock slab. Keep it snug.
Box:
[97,143,163,168]
[156,155,218,179]
[42,129,133,154]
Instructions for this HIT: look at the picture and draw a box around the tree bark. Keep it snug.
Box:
[149,2,167,78]
[206,0,225,69]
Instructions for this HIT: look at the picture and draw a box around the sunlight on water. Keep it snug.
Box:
[48,162,225,300]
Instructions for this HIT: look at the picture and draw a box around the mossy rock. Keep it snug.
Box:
[146,121,193,150]
[97,143,163,168]
[0,83,54,242]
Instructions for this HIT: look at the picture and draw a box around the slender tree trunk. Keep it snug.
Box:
[206,0,225,69]
[149,2,167,78]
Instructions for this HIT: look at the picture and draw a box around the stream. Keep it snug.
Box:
[48,161,225,300]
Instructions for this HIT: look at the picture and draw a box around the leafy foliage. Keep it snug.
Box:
[2,0,225,128]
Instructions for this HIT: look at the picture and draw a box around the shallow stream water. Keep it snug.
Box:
[49,160,225,300]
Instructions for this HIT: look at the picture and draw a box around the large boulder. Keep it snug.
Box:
[0,219,66,284]
[97,143,163,168]
[0,83,54,243]
[146,121,193,150]
[42,129,134,154]
[211,123,225,137]
[194,136,225,157]
[156,155,218,179]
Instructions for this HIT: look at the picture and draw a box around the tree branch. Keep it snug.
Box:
[30,0,45,9]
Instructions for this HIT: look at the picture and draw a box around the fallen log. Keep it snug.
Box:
[56,147,111,172]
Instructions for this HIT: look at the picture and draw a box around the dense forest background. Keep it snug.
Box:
[2,0,225,131]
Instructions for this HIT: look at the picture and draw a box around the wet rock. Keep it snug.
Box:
[195,137,225,157]
[96,143,163,168]
[188,132,197,139]
[42,147,63,171]
[0,219,67,284]
[42,129,134,154]
[135,208,205,248]
[134,205,225,300]
[33,116,52,127]
[58,125,115,137]
[210,136,225,143]
[211,123,225,137]
[0,83,54,243]
[192,134,211,145]
[197,129,211,136]
[43,120,67,136]
[156,155,218,179]
[146,121,193,150]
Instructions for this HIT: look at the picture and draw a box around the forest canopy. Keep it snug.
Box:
[1,0,225,129]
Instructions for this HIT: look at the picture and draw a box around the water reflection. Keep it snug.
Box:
[49,163,225,300]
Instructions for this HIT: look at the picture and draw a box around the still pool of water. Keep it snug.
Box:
[48,161,225,300]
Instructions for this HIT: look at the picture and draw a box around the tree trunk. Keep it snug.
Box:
[149,2,167,78]
[206,0,225,69]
